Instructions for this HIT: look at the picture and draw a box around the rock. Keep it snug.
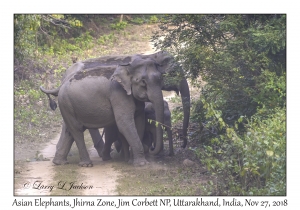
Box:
[110,149,121,159]
[36,101,43,106]
[183,159,195,167]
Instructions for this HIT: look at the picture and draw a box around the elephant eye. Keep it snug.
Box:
[141,79,147,87]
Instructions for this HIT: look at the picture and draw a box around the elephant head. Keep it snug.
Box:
[111,57,165,155]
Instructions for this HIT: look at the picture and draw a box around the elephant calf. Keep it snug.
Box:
[108,100,174,161]
[143,100,174,156]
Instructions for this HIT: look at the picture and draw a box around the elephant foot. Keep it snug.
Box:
[95,148,103,158]
[78,161,93,167]
[128,158,133,164]
[102,148,114,161]
[132,158,149,167]
[102,155,112,161]
[124,156,130,163]
[52,157,69,165]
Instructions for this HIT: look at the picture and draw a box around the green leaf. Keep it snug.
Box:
[266,150,274,157]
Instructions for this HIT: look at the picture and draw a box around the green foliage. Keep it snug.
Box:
[131,17,145,25]
[54,66,67,78]
[14,77,61,143]
[194,106,286,195]
[169,96,184,124]
[14,14,85,63]
[97,33,117,45]
[152,14,286,195]
[14,15,40,63]
[171,107,184,125]
[110,21,128,30]
[130,15,159,25]
[40,31,95,56]
[149,15,159,24]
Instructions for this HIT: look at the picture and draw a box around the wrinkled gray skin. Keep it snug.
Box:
[144,100,174,156]
[40,57,165,167]
[42,51,190,161]
[99,51,190,156]
[106,100,174,161]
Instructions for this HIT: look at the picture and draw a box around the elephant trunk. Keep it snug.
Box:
[148,88,164,155]
[179,78,190,148]
[166,127,174,156]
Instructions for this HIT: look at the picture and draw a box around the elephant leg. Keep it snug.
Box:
[118,133,130,162]
[142,130,151,154]
[73,131,92,167]
[166,127,174,156]
[135,104,146,143]
[115,117,147,166]
[88,129,104,158]
[111,97,147,166]
[62,115,92,167]
[114,140,122,153]
[53,122,74,165]
[131,103,147,164]
[102,125,118,161]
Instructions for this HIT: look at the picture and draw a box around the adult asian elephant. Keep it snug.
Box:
[40,57,165,166]
[87,51,190,151]
[42,51,190,159]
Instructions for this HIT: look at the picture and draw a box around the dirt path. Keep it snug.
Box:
[15,132,122,196]
[15,134,58,195]
[80,147,120,195]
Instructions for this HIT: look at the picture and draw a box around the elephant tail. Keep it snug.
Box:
[40,86,60,96]
[40,86,60,111]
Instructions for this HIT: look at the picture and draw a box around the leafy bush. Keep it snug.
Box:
[130,15,159,25]
[110,21,128,30]
[14,15,40,63]
[193,97,286,195]
[131,17,144,25]
[97,33,116,45]
[149,15,158,24]
[14,14,84,64]
[152,14,286,195]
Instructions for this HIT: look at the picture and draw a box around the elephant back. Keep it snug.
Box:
[69,65,119,82]
[82,55,133,69]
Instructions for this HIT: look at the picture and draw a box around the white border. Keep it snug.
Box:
[4,0,299,209]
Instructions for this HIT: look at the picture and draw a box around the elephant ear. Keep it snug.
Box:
[155,63,166,74]
[111,64,132,95]
[156,56,172,74]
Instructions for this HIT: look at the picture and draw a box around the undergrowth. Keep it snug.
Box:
[14,15,158,160]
